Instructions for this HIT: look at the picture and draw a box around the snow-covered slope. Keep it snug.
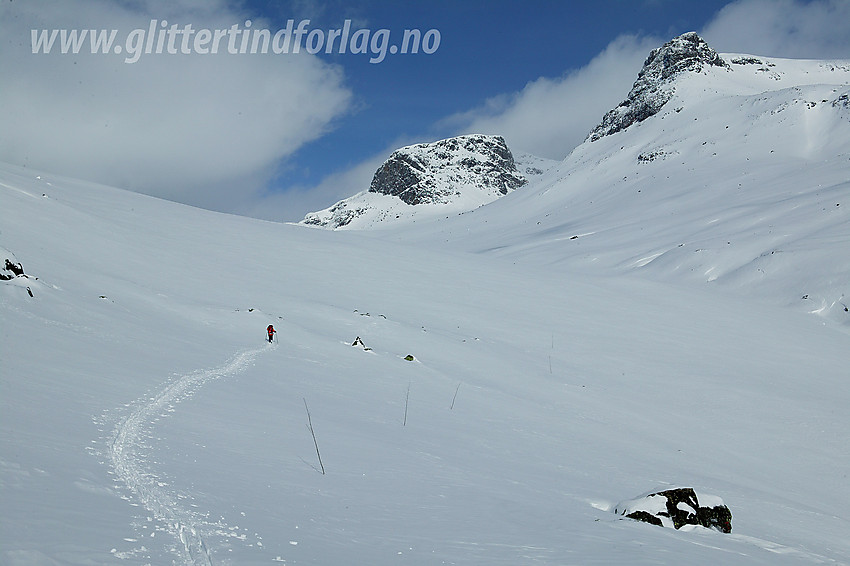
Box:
[393,39,850,326]
[301,134,554,230]
[2,156,850,565]
[2,34,849,566]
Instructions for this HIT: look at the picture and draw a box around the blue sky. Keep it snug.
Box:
[272,1,732,188]
[2,1,849,220]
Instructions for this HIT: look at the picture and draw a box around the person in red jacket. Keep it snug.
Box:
[267,324,276,343]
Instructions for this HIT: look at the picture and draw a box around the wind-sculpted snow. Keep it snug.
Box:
[107,344,272,565]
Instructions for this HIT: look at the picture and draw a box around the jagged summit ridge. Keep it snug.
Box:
[301,134,536,229]
[588,32,728,142]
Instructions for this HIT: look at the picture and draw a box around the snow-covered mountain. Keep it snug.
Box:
[302,32,848,325]
[301,134,555,229]
[393,34,850,327]
[587,31,728,142]
[2,33,849,566]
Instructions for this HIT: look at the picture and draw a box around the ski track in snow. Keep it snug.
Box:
[107,343,274,565]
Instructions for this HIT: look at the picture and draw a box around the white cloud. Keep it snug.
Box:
[700,0,850,59]
[438,34,663,161]
[239,133,435,222]
[7,0,847,223]
[0,0,352,212]
[283,0,850,221]
[266,33,671,220]
[238,151,386,222]
[436,0,850,163]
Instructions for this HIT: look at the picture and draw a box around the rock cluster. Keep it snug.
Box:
[1,258,25,280]
[615,487,732,533]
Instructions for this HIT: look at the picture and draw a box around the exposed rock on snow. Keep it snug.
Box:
[1,258,25,280]
[588,32,727,142]
[1,247,30,281]
[301,134,545,229]
[729,56,764,66]
[1,249,35,297]
[615,487,732,533]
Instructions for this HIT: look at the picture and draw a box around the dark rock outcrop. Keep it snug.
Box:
[615,487,732,533]
[1,258,25,280]
[588,32,728,142]
[368,134,527,206]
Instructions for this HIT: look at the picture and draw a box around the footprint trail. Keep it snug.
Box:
[107,344,273,565]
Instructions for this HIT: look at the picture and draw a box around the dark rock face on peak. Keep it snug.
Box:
[640,32,726,82]
[588,32,727,142]
[301,134,533,229]
[368,134,527,206]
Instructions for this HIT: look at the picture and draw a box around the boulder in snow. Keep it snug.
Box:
[2,258,25,280]
[615,487,732,533]
[1,247,27,281]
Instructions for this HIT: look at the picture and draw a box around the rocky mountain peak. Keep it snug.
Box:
[639,31,726,84]
[368,134,526,206]
[301,134,534,229]
[587,32,728,142]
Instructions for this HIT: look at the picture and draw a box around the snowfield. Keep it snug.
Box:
[2,47,849,566]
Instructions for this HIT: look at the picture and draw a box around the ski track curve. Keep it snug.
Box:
[108,343,274,565]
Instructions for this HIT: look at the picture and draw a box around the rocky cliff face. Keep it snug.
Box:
[302,134,535,229]
[587,32,728,142]
[368,134,527,206]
